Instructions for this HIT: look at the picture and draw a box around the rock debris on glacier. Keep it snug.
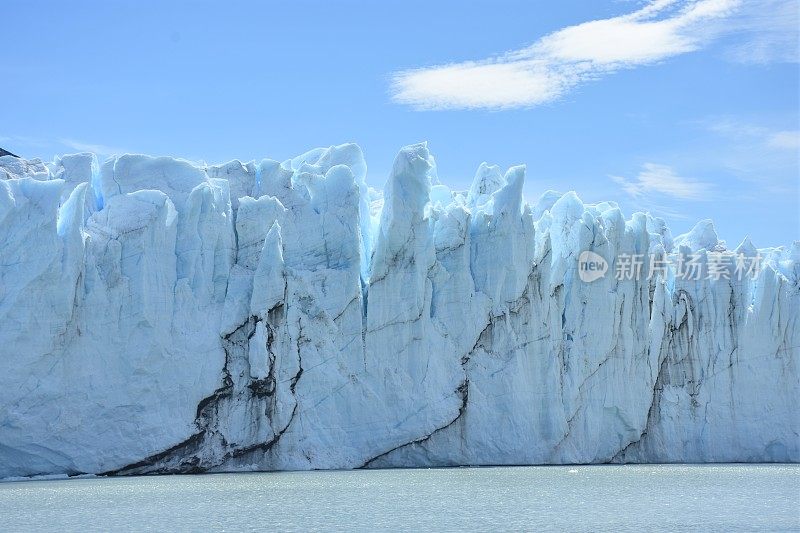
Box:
[0,143,797,478]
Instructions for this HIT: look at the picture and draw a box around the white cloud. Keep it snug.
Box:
[389,61,572,110]
[611,163,713,200]
[391,0,797,110]
[391,0,739,110]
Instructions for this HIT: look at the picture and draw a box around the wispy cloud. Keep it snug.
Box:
[57,138,128,156]
[390,0,797,110]
[724,0,799,64]
[611,163,713,200]
[0,135,52,149]
[391,0,739,110]
[704,118,800,152]
[0,136,130,159]
[766,130,800,151]
[697,117,800,195]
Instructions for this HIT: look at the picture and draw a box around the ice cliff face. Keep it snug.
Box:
[0,144,797,478]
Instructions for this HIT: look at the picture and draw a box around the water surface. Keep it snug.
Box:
[1,465,798,531]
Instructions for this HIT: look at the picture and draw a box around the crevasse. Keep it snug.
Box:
[0,142,797,478]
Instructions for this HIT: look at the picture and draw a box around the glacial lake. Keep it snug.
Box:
[1,465,798,531]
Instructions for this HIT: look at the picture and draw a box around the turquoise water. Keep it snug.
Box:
[1,465,798,531]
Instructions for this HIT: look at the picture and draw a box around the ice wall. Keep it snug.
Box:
[0,143,797,478]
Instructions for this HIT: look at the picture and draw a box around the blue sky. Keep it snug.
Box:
[2,0,798,245]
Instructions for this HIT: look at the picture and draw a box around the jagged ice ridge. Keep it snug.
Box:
[0,143,797,478]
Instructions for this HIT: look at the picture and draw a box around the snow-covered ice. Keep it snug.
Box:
[0,143,797,478]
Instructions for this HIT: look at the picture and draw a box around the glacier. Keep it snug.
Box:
[0,143,797,478]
